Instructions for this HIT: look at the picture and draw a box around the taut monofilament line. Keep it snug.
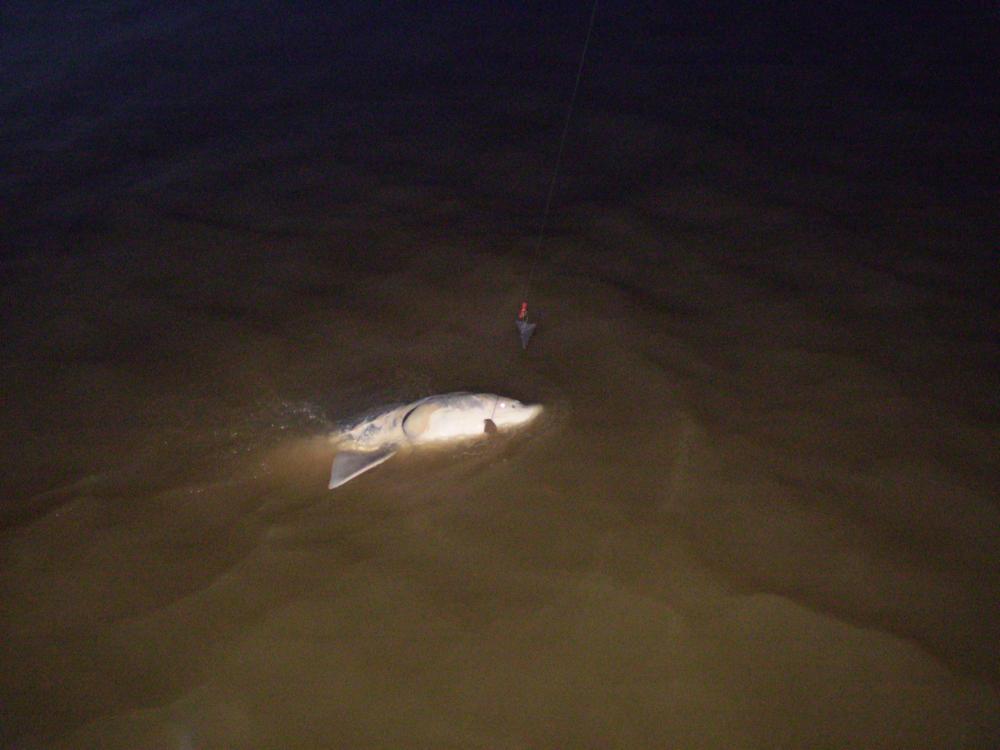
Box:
[515,0,600,350]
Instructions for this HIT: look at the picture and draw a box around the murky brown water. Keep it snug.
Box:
[3,4,998,748]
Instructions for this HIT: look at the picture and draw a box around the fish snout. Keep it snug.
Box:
[495,401,542,428]
[522,403,543,422]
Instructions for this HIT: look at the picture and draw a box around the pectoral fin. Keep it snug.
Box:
[328,447,398,489]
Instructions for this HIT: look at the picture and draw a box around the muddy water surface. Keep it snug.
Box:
[2,4,998,748]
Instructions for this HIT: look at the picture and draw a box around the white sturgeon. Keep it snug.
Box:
[328,392,543,488]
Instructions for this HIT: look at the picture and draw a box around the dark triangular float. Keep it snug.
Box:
[516,319,536,349]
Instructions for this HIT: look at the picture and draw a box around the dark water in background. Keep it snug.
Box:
[2,2,998,747]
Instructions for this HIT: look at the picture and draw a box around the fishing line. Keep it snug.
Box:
[488,0,600,425]
[520,0,600,305]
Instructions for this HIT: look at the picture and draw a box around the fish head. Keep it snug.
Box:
[487,396,543,430]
